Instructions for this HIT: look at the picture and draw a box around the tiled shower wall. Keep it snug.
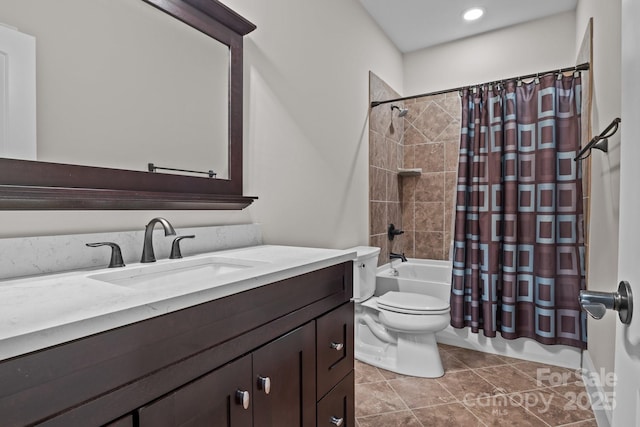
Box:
[368,72,404,264]
[369,72,460,264]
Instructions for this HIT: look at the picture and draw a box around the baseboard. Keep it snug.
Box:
[436,326,582,369]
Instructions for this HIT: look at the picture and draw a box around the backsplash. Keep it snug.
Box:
[0,224,262,281]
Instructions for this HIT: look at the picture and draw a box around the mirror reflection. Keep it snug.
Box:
[0,0,230,179]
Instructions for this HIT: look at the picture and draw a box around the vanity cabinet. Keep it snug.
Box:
[0,261,353,427]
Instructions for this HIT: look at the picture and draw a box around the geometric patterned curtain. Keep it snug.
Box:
[450,73,586,349]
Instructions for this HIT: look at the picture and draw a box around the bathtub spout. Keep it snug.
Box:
[360,314,397,344]
[390,252,407,262]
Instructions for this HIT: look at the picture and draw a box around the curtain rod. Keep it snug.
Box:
[370,62,590,108]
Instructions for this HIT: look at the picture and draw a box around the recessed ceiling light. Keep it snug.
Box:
[463,7,484,21]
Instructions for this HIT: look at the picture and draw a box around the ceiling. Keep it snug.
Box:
[358,0,578,53]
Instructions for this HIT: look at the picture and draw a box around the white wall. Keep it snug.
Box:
[575,1,622,424]
[403,11,576,95]
[0,0,403,249]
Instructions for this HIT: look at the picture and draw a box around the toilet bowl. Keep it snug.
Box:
[349,246,450,378]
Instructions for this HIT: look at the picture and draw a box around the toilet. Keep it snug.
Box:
[350,246,450,378]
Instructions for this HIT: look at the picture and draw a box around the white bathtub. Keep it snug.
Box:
[375,258,452,301]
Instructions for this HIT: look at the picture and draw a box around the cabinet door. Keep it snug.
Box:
[317,371,354,427]
[316,303,354,398]
[137,355,252,427]
[252,322,316,427]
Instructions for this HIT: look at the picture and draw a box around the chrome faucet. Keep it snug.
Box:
[141,217,176,263]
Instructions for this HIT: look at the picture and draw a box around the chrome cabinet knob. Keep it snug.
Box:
[257,375,271,394]
[330,416,344,426]
[235,390,250,410]
[330,342,344,351]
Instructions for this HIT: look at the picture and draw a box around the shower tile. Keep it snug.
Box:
[386,114,403,143]
[416,172,445,202]
[415,142,444,173]
[402,231,415,258]
[388,172,400,202]
[444,204,453,232]
[444,139,461,172]
[439,120,462,141]
[403,99,428,125]
[356,411,422,427]
[370,130,387,169]
[389,237,406,257]
[400,176,417,202]
[475,365,541,393]
[387,138,401,171]
[403,144,415,168]
[355,360,386,384]
[441,94,462,118]
[415,231,444,260]
[436,370,497,402]
[387,376,456,408]
[412,402,484,426]
[355,381,406,417]
[415,202,444,232]
[370,166,386,201]
[401,202,415,232]
[388,202,401,227]
[414,102,450,141]
[369,202,387,236]
[403,123,427,145]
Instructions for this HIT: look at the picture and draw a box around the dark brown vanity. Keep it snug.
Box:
[0,261,354,426]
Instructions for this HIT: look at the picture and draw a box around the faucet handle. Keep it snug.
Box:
[169,235,195,259]
[86,242,125,268]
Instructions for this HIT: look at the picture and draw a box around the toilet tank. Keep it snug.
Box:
[347,246,380,302]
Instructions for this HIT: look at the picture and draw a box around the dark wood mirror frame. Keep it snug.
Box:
[0,0,256,210]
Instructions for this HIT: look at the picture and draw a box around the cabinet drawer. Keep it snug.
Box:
[316,302,354,398]
[316,371,354,427]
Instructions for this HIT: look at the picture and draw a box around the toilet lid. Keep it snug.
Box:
[377,291,449,314]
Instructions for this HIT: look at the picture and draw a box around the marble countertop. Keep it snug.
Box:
[0,245,356,361]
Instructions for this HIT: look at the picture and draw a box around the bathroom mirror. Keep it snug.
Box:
[0,0,256,209]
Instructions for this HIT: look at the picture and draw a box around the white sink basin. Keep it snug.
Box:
[88,256,266,291]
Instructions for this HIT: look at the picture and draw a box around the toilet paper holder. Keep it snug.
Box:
[579,281,633,325]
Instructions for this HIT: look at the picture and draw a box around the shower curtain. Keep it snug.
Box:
[450,73,586,349]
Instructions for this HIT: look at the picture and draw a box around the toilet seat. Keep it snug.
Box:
[377,291,449,315]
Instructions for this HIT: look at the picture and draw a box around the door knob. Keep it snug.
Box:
[330,342,344,351]
[330,416,344,426]
[579,281,633,325]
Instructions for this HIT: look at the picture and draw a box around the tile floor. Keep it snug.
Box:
[355,344,598,426]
